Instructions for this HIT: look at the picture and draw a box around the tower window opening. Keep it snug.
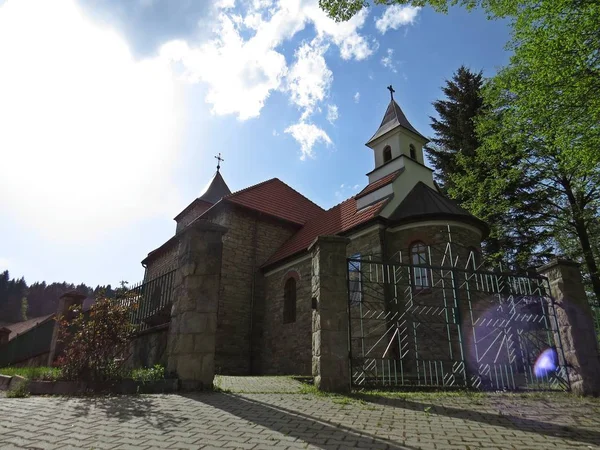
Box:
[409,144,416,160]
[383,146,392,163]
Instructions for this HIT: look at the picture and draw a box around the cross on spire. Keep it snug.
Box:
[387,85,395,101]
[215,153,224,171]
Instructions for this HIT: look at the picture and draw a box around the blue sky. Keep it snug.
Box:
[0,0,510,288]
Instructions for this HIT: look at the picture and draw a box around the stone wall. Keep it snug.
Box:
[124,325,168,370]
[145,245,178,282]
[175,201,212,234]
[212,205,299,375]
[260,257,312,375]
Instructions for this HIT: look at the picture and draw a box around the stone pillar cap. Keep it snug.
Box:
[59,291,87,301]
[185,220,228,235]
[537,258,580,273]
[308,235,351,252]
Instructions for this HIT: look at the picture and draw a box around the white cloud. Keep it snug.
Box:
[375,5,420,34]
[287,40,332,120]
[272,129,279,136]
[0,0,182,241]
[284,122,332,160]
[326,104,339,124]
[381,48,397,72]
[160,0,374,126]
[354,92,361,103]
[216,0,235,9]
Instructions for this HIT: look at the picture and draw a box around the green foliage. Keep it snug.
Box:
[56,296,137,382]
[20,297,28,321]
[6,380,29,398]
[130,364,165,383]
[0,366,62,381]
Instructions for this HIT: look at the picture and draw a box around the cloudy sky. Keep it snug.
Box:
[0,0,510,288]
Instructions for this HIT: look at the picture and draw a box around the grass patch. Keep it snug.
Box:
[0,366,62,381]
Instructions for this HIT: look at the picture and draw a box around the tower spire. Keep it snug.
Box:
[214,152,224,171]
[387,85,395,101]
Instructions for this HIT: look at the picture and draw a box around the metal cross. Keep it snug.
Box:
[387,85,395,101]
[215,153,224,171]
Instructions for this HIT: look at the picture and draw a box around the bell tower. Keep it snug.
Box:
[356,86,435,211]
[365,86,429,182]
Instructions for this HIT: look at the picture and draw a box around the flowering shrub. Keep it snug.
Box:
[57,296,137,382]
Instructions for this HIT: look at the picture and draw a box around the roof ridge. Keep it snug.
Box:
[224,178,278,199]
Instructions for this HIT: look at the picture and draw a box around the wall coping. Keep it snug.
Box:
[537,258,581,274]
[183,220,228,235]
[59,291,87,301]
[308,235,351,252]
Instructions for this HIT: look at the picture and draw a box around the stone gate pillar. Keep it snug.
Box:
[309,235,350,392]
[538,259,600,396]
[167,221,227,390]
[48,291,86,365]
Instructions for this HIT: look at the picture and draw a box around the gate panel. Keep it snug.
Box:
[348,252,570,391]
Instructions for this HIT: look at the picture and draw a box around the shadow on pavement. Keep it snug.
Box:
[186,392,417,450]
[56,394,187,431]
[353,393,600,447]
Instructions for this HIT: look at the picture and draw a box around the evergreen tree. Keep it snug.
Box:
[427,66,483,197]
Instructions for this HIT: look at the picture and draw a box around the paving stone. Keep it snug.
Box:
[0,378,599,450]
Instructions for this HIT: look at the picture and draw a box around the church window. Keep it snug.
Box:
[409,144,416,160]
[410,242,429,288]
[383,146,392,163]
[283,277,297,323]
[349,253,362,304]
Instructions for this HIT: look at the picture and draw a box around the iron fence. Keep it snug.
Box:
[348,240,570,392]
[117,270,176,332]
[0,318,55,367]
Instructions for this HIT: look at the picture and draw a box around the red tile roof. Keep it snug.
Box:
[356,169,402,199]
[264,196,389,267]
[143,178,324,264]
[224,178,324,225]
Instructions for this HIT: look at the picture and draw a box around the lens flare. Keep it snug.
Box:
[534,348,558,377]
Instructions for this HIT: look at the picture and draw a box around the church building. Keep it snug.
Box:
[141,88,488,376]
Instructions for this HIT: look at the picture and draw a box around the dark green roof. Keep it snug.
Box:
[199,170,231,204]
[388,182,489,236]
[366,99,427,145]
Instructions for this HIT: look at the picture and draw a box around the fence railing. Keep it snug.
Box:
[116,270,176,332]
[0,318,55,367]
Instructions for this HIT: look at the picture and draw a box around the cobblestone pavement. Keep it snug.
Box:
[1,377,600,449]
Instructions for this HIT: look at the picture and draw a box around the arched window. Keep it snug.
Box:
[383,145,392,163]
[409,144,416,160]
[410,242,429,288]
[283,277,296,323]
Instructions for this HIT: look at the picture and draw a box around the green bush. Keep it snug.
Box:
[130,364,165,383]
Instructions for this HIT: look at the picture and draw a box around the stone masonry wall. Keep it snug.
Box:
[260,257,313,375]
[175,202,212,234]
[124,325,168,370]
[213,205,298,375]
[145,246,178,282]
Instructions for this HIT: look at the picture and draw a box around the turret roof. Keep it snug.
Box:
[366,99,427,145]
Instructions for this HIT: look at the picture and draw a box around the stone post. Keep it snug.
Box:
[0,327,10,346]
[47,291,86,365]
[309,235,351,392]
[167,221,227,390]
[538,259,600,396]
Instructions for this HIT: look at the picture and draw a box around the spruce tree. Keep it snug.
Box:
[427,66,483,198]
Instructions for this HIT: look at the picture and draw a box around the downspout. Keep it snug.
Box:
[249,216,259,374]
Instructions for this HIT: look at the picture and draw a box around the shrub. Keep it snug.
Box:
[57,296,137,382]
[130,364,165,383]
